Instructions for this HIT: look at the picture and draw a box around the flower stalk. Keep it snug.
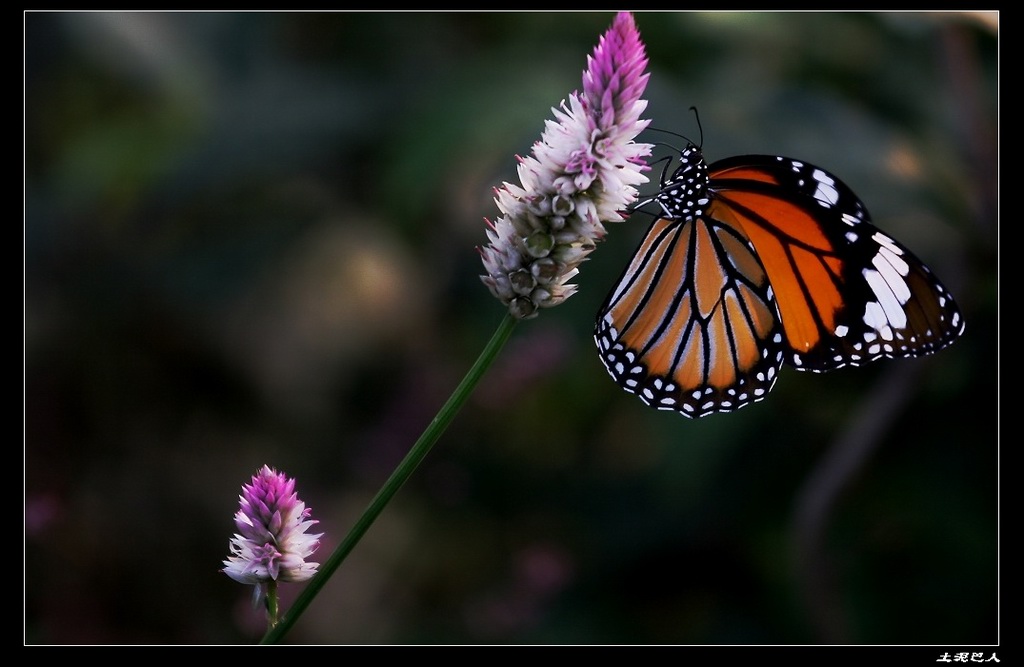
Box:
[261,312,519,644]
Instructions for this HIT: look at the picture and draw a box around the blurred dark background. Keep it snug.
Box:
[25,11,997,645]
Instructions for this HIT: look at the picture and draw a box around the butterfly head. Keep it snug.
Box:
[651,143,710,221]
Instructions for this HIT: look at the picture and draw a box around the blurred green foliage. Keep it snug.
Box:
[25,11,997,645]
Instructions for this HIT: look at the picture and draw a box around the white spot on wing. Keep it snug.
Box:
[863,300,887,330]
[812,169,839,206]
[872,249,911,304]
[864,268,909,329]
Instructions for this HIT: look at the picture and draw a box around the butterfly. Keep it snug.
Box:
[594,135,965,418]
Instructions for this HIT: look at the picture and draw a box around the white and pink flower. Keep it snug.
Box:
[479,11,653,319]
[222,465,322,588]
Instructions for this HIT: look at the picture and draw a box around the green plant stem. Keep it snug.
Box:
[266,579,279,628]
[260,312,519,644]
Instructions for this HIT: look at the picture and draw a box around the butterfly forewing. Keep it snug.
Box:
[709,155,965,372]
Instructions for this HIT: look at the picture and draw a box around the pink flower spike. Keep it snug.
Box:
[222,465,323,588]
[479,12,652,319]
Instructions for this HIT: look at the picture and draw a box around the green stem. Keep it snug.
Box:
[260,312,519,644]
[266,579,279,628]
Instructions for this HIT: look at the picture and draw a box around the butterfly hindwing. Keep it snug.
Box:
[595,212,786,418]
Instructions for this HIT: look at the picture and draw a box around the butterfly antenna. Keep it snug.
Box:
[645,127,698,150]
[689,106,704,149]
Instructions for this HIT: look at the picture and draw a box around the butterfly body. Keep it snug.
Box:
[595,144,965,418]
